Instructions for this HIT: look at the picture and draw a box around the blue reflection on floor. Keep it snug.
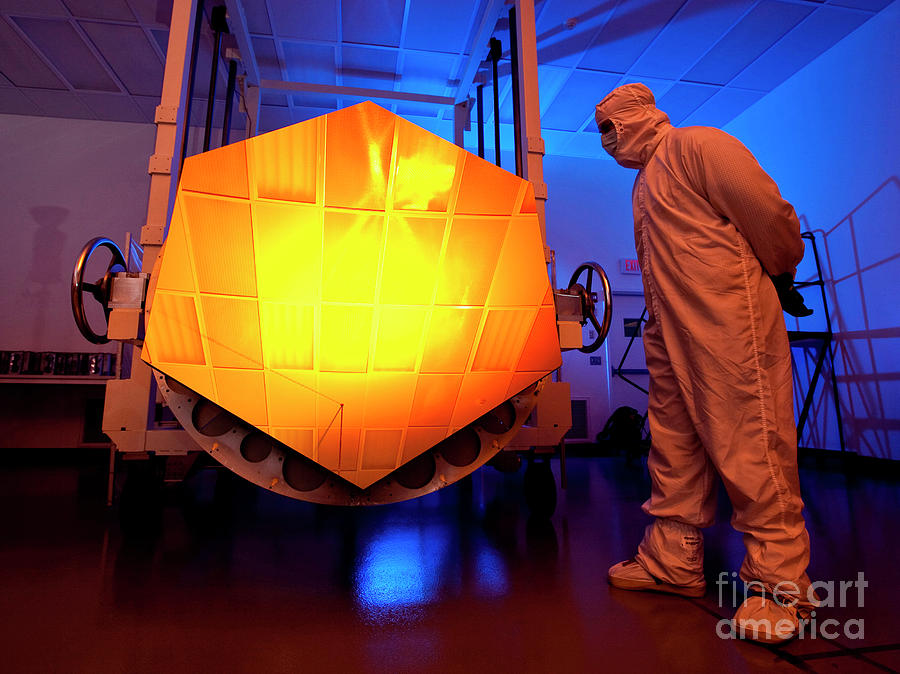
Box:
[354,525,449,618]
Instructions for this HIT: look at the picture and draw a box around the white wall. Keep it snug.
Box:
[543,154,646,439]
[724,1,900,459]
[0,114,156,352]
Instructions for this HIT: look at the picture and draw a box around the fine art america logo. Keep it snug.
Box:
[715,571,868,641]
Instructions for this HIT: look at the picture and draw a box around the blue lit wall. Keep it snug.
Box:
[724,2,899,459]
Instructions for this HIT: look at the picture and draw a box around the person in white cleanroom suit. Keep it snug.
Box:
[595,82,816,644]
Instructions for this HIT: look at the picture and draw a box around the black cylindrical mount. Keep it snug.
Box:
[221,59,238,146]
[508,7,523,178]
[489,37,502,167]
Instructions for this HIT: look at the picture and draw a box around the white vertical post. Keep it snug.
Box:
[514,0,549,247]
[103,0,199,454]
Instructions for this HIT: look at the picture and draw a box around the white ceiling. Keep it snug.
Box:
[0,0,891,158]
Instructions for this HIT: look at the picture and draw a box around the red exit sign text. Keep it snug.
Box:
[619,258,641,274]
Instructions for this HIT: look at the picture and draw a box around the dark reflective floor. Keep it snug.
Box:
[1,450,898,673]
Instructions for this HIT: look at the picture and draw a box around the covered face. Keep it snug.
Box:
[594,83,671,169]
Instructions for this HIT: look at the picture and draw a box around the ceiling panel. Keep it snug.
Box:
[629,0,755,79]
[403,0,473,54]
[0,17,66,88]
[150,28,167,55]
[79,91,145,122]
[541,68,621,131]
[0,0,68,15]
[281,41,336,85]
[579,0,683,74]
[242,0,272,35]
[251,36,283,79]
[79,21,163,96]
[126,0,172,27]
[683,0,813,85]
[62,0,136,22]
[132,93,160,121]
[681,85,765,128]
[396,50,457,96]
[292,92,337,110]
[22,87,94,118]
[533,0,614,68]
[267,0,337,41]
[0,86,42,115]
[13,16,119,90]
[342,0,404,48]
[341,45,398,87]
[730,5,870,90]
[827,0,893,9]
[0,0,889,156]
[655,80,718,125]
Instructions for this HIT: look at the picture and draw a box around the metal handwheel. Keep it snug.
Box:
[567,261,613,353]
[71,237,127,344]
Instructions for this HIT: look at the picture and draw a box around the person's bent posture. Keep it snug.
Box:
[595,83,816,644]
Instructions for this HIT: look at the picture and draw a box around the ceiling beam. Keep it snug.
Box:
[260,79,455,106]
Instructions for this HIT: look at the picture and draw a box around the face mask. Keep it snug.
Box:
[601,125,618,157]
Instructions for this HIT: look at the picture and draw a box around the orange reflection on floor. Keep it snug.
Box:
[143,101,560,489]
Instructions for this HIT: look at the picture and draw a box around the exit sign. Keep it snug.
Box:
[619,258,641,274]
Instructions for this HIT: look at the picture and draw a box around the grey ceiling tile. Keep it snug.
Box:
[80,21,163,95]
[261,91,288,107]
[242,0,272,34]
[132,94,159,121]
[0,86,42,115]
[62,0,136,21]
[534,0,616,68]
[267,0,337,40]
[579,0,683,74]
[404,0,475,54]
[341,45,398,88]
[826,0,892,9]
[655,81,719,125]
[292,105,334,123]
[0,0,68,15]
[683,0,814,85]
[541,69,622,132]
[13,16,119,91]
[252,37,284,80]
[396,50,457,96]
[281,41,336,85]
[730,6,871,90]
[150,28,167,55]
[258,103,292,133]
[292,92,337,110]
[22,87,96,118]
[682,86,765,128]
[342,0,404,48]
[78,91,145,122]
[0,18,67,88]
[126,0,172,26]
[394,100,439,118]
[536,64,576,116]
[630,0,756,79]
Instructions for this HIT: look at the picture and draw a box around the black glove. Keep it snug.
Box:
[771,273,813,317]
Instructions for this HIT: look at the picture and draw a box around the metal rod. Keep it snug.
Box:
[221,59,237,146]
[476,84,485,159]
[203,5,228,152]
[508,7,523,177]
[490,37,501,167]
[179,0,205,170]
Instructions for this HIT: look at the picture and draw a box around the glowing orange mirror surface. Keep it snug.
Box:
[143,101,561,488]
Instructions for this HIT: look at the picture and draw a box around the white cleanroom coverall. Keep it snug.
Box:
[595,83,812,601]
